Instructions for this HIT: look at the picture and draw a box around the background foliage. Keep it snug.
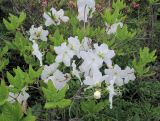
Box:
[0,0,160,121]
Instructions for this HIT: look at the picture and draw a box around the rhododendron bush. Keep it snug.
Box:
[0,0,158,121]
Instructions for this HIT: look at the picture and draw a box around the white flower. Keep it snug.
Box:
[29,26,47,66]
[7,87,30,104]
[105,65,124,86]
[79,51,103,76]
[32,40,43,66]
[47,70,71,90]
[83,68,108,86]
[81,37,92,51]
[68,36,81,57]
[42,64,70,90]
[71,61,81,81]
[43,12,54,26]
[105,65,136,86]
[123,66,136,84]
[29,25,49,41]
[7,92,19,103]
[54,42,75,67]
[94,90,101,99]
[41,62,59,80]
[77,0,95,22]
[94,43,115,68]
[107,78,116,109]
[43,7,69,26]
[106,22,123,34]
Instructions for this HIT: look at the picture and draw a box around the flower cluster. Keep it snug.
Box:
[29,7,70,66]
[2,0,156,118]
[26,0,136,109]
[77,0,123,34]
[29,25,49,66]
[41,36,136,108]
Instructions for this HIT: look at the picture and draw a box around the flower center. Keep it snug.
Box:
[98,52,104,59]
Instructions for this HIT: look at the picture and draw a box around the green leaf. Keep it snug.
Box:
[7,66,31,91]
[132,113,140,121]
[70,15,79,28]
[0,81,9,106]
[0,46,8,58]
[0,58,9,72]
[72,27,85,40]
[44,99,71,109]
[45,52,56,64]
[102,9,124,24]
[12,32,32,56]
[81,100,96,114]
[42,81,62,102]
[8,32,35,66]
[21,109,36,121]
[24,54,38,66]
[94,100,108,113]
[132,47,157,76]
[18,12,26,24]
[81,100,108,114]
[42,80,57,101]
[0,103,23,121]
[49,29,64,46]
[0,103,36,121]
[58,84,69,99]
[148,0,159,4]
[22,115,36,121]
[42,81,71,109]
[102,9,115,24]
[7,72,17,87]
[116,25,136,41]
[0,46,9,72]
[28,65,42,81]
[139,47,156,64]
[112,0,126,11]
[3,12,26,31]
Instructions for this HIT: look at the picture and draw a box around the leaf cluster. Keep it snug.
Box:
[3,12,26,31]
[42,80,71,109]
[132,47,157,76]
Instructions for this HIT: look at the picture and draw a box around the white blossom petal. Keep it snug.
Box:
[32,41,43,66]
[29,25,49,41]
[77,0,95,22]
[43,7,69,26]
[106,22,123,34]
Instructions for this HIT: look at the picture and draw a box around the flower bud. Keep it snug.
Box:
[94,90,101,99]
